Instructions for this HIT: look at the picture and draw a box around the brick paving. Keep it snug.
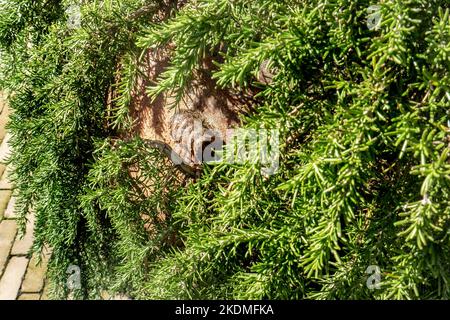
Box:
[0,93,50,300]
[0,94,132,301]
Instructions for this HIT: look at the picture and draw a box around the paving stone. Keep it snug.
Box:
[112,294,131,300]
[21,252,47,293]
[0,95,49,300]
[0,132,11,165]
[0,98,10,146]
[0,164,5,185]
[11,213,34,255]
[0,256,28,300]
[96,291,132,300]
[0,189,12,220]
[40,280,50,300]
[100,290,110,300]
[0,165,13,190]
[4,195,16,219]
[0,132,11,177]
[18,293,41,300]
[0,219,17,276]
[42,244,52,258]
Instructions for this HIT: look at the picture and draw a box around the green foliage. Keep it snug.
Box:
[0,0,449,299]
[80,137,184,296]
[0,0,176,299]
